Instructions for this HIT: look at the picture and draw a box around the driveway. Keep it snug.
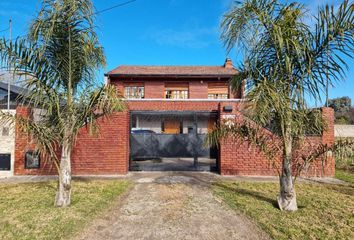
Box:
[76,172,269,240]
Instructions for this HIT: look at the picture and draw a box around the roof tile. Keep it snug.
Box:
[107,65,238,76]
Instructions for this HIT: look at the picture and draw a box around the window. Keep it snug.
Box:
[25,151,40,169]
[124,83,144,99]
[208,82,229,99]
[0,88,7,101]
[165,83,189,99]
[0,154,11,171]
[244,79,254,95]
[2,127,9,136]
[208,93,228,99]
[162,119,183,134]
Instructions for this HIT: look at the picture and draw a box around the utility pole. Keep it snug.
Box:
[7,19,12,111]
[325,49,329,107]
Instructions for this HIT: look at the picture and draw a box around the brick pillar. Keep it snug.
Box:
[218,102,242,175]
[14,106,31,175]
[322,107,335,145]
[321,107,335,176]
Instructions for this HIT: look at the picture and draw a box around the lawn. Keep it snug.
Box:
[0,179,131,240]
[335,169,354,185]
[213,181,354,240]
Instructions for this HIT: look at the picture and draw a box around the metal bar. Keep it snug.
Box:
[7,19,12,111]
[130,110,218,116]
[129,112,133,170]
[193,112,198,169]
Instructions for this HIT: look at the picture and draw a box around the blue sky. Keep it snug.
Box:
[0,0,352,106]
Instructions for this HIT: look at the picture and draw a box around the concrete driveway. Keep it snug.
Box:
[76,172,269,240]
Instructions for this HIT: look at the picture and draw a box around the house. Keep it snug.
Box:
[0,81,29,177]
[11,59,335,177]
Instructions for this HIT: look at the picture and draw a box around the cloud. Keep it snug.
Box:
[145,26,219,49]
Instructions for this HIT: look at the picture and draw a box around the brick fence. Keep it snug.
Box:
[13,103,335,177]
[218,103,335,177]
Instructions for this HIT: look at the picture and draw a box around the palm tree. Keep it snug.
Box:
[0,0,124,207]
[211,0,353,211]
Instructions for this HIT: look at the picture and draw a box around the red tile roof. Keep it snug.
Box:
[106,65,238,77]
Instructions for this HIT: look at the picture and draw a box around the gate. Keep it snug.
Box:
[129,111,218,171]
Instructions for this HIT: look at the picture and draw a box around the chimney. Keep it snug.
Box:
[224,58,233,69]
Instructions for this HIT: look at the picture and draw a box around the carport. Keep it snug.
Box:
[129,111,218,171]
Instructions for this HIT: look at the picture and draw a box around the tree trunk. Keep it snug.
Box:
[54,142,72,207]
[277,124,298,211]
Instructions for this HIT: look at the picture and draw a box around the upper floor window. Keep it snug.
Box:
[244,79,254,95]
[165,83,188,99]
[124,83,144,99]
[0,88,7,102]
[208,82,229,99]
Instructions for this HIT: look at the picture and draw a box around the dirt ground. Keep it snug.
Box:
[76,173,269,240]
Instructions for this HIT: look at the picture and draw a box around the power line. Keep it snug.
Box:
[7,0,137,41]
[0,27,9,33]
[93,0,137,15]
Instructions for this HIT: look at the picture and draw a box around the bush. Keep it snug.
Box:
[335,138,354,170]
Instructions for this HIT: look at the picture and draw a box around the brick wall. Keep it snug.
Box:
[14,102,335,177]
[302,107,335,177]
[109,77,242,99]
[14,107,129,175]
[218,102,281,175]
[127,100,223,112]
[218,103,335,177]
[144,81,165,98]
[71,111,129,175]
[189,81,208,99]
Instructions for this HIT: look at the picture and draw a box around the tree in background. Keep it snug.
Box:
[0,0,124,207]
[210,0,354,211]
[328,96,354,124]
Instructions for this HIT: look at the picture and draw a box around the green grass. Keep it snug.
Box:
[335,169,354,185]
[213,181,354,240]
[0,179,131,240]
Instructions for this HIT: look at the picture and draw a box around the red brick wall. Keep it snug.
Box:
[297,108,335,177]
[111,81,124,97]
[127,100,224,112]
[189,81,208,99]
[218,102,281,175]
[71,111,129,175]
[14,107,129,175]
[218,103,335,177]
[109,77,242,99]
[14,102,334,177]
[145,81,165,98]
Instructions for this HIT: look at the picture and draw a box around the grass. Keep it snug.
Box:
[335,169,354,185]
[213,181,354,240]
[0,179,131,240]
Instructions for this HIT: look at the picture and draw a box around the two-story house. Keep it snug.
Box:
[11,59,335,177]
[106,59,241,171]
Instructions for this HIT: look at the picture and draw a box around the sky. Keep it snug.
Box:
[0,0,353,106]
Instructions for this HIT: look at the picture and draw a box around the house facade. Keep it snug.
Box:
[0,81,29,177]
[11,59,335,177]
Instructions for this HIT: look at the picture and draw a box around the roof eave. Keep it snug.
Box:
[106,73,237,78]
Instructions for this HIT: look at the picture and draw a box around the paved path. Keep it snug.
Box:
[76,173,269,240]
